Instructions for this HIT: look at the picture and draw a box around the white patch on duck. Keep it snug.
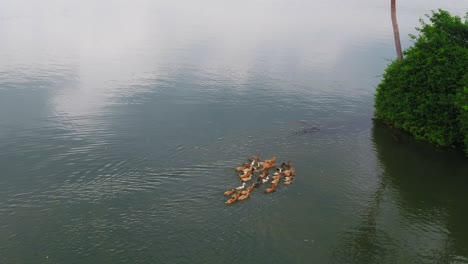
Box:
[236,182,246,190]
[261,176,270,183]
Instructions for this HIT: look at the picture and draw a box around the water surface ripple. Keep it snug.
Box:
[1,0,468,263]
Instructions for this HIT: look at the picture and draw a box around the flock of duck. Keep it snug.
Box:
[224,155,296,205]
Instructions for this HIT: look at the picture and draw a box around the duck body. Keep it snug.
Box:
[224,188,236,196]
[258,157,276,170]
[259,169,269,178]
[283,167,295,177]
[271,174,281,184]
[259,162,275,170]
[241,175,252,182]
[225,191,242,205]
[225,198,236,205]
[246,183,258,191]
[238,193,250,200]
[239,183,258,200]
[235,163,250,171]
[273,168,281,176]
[239,173,252,179]
[236,182,246,190]
[265,181,279,193]
[239,168,253,178]
[242,167,252,174]
[264,156,276,164]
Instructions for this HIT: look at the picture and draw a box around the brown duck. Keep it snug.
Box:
[225,191,242,205]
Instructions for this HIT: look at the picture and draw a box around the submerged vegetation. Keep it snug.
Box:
[375,9,468,154]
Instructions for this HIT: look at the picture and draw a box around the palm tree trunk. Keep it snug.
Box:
[391,0,403,61]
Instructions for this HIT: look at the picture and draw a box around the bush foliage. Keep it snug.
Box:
[375,10,468,153]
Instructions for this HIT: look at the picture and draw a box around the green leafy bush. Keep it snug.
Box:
[375,10,468,154]
[457,76,468,153]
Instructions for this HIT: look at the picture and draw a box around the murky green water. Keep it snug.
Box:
[1,0,467,263]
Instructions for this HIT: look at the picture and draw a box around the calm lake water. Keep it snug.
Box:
[1,0,467,263]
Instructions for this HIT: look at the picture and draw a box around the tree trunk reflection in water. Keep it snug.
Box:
[331,166,393,263]
[331,123,468,264]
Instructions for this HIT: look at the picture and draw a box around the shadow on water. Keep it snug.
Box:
[332,123,468,264]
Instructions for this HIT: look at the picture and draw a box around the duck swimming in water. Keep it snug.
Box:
[259,161,275,170]
[236,182,246,190]
[259,169,269,178]
[271,172,282,184]
[283,174,292,184]
[258,156,276,170]
[241,175,252,182]
[240,183,253,194]
[241,166,253,173]
[239,183,258,200]
[273,167,282,175]
[235,162,250,172]
[238,192,250,200]
[241,183,254,195]
[280,161,291,170]
[226,157,296,204]
[283,167,295,185]
[256,169,268,180]
[265,182,278,193]
[225,191,242,205]
[264,156,276,164]
[283,167,295,177]
[239,167,254,179]
[250,159,257,167]
[224,188,236,196]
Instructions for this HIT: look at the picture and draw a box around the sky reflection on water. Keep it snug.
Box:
[0,0,467,263]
